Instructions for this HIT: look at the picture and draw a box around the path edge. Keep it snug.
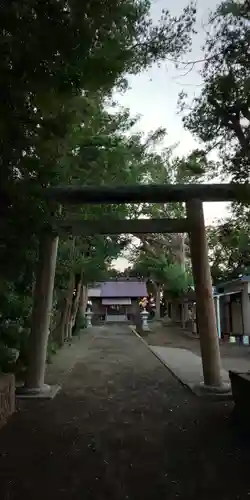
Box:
[129,326,232,401]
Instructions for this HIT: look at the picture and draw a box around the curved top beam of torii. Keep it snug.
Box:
[44,183,250,204]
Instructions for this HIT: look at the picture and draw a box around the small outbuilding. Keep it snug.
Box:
[167,276,250,344]
[214,275,250,344]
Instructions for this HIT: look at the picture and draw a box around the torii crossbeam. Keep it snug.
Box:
[45,183,250,204]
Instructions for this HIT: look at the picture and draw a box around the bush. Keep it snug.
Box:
[0,342,19,373]
[46,338,59,364]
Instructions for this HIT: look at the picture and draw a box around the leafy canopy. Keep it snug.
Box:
[0,0,198,369]
[179,0,250,182]
[207,215,250,284]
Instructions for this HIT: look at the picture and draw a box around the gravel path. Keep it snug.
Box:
[0,325,250,500]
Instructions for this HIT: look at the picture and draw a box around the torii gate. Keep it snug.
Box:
[21,183,250,397]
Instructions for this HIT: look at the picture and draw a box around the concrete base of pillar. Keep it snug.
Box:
[16,384,61,400]
[191,381,232,400]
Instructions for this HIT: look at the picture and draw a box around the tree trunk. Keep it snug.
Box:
[57,298,69,347]
[79,284,88,320]
[65,303,73,341]
[58,275,75,345]
[181,302,189,328]
[25,232,59,391]
[71,275,82,329]
[174,233,186,271]
[186,199,222,387]
[155,284,161,320]
[171,300,180,322]
[64,237,77,341]
[180,302,185,328]
[65,275,75,341]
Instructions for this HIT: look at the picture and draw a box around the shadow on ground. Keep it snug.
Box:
[0,325,250,500]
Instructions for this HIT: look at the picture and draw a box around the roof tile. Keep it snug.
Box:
[100,280,147,298]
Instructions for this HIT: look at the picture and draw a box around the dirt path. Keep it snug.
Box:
[0,325,250,500]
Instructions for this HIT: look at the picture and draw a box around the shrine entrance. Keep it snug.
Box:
[105,303,128,323]
[21,183,250,396]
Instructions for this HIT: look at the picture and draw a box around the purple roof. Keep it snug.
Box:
[101,281,147,298]
[90,280,147,298]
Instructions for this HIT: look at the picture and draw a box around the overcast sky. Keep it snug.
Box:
[114,0,229,270]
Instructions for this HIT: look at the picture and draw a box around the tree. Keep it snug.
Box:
[207,215,250,284]
[130,246,192,319]
[180,0,250,182]
[0,0,198,372]
[0,0,197,269]
[52,100,170,340]
[1,0,196,195]
[124,148,209,323]
[130,148,210,274]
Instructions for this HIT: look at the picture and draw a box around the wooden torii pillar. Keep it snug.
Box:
[186,200,223,388]
[17,229,59,397]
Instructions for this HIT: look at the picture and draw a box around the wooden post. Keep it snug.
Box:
[181,302,189,328]
[25,230,59,391]
[171,301,179,322]
[242,284,250,345]
[155,284,161,320]
[186,199,222,387]
[79,284,88,321]
[242,284,250,334]
[215,295,221,339]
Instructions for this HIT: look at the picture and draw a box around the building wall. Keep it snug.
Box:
[91,298,140,323]
[217,282,250,337]
[242,282,250,335]
[168,299,193,326]
[91,299,105,324]
[219,297,230,335]
[231,298,243,335]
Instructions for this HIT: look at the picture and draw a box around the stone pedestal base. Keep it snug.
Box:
[16,384,61,400]
[191,381,232,400]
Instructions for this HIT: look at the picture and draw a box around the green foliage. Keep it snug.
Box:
[124,148,209,299]
[1,0,196,276]
[131,250,192,297]
[0,281,32,372]
[178,0,250,288]
[72,310,87,336]
[207,214,250,283]
[0,0,197,370]
[46,340,59,365]
[132,251,169,283]
[1,0,196,200]
[163,263,193,297]
[180,0,250,182]
[0,343,19,373]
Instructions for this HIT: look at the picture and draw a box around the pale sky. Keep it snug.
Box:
[113,0,229,270]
